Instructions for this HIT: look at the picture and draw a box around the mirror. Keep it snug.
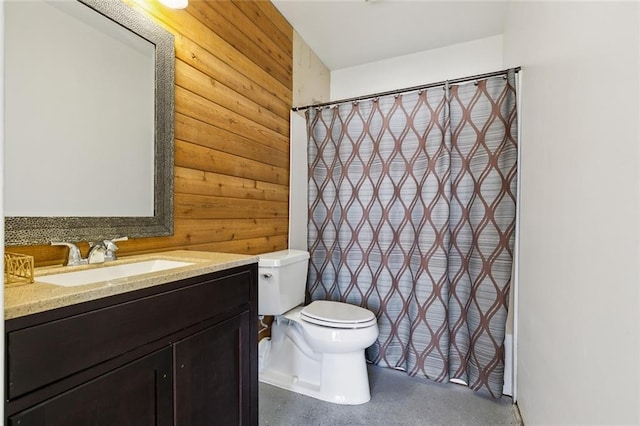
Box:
[4,0,175,246]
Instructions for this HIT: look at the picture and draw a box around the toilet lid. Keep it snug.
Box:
[300,301,377,329]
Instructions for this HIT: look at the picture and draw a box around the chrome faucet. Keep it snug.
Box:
[51,236,128,266]
[51,241,87,266]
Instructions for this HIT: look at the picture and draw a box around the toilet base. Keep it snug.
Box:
[258,334,372,405]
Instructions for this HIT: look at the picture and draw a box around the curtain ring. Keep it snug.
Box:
[474,80,479,86]
[373,97,379,103]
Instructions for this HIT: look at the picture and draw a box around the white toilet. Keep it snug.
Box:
[258,249,379,405]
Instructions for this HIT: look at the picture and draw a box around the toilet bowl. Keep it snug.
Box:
[258,250,379,405]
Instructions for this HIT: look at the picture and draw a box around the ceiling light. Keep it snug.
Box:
[158,0,188,9]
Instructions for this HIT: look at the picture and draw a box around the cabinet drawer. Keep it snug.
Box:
[8,269,251,399]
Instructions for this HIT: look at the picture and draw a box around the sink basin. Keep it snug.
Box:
[37,259,194,287]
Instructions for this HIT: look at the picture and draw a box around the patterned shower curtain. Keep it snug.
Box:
[306,70,518,397]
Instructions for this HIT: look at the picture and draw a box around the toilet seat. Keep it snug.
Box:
[300,300,377,329]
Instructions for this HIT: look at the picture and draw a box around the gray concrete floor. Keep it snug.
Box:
[259,364,522,426]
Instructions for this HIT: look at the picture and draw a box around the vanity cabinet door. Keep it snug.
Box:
[8,348,173,426]
[174,310,252,426]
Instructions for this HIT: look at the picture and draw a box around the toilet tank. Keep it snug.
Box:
[258,249,310,315]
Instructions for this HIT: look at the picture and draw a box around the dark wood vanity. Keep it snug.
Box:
[5,262,258,425]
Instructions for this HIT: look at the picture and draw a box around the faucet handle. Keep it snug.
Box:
[51,241,86,266]
[103,236,127,261]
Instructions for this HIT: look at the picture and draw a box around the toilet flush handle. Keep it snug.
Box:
[262,273,273,279]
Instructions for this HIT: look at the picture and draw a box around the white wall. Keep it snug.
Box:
[503,2,640,425]
[331,35,503,100]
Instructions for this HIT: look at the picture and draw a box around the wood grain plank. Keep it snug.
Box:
[176,113,289,169]
[185,235,289,255]
[126,0,291,103]
[175,194,288,220]
[187,1,291,90]
[206,1,291,77]
[174,34,290,118]
[176,86,289,151]
[254,1,293,46]
[255,181,291,201]
[232,1,292,59]
[175,140,289,186]
[119,234,288,256]
[105,218,288,251]
[175,166,288,202]
[175,60,289,137]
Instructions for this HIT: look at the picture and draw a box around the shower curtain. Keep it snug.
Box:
[306,70,518,398]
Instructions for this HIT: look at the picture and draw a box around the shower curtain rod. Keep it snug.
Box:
[291,66,521,112]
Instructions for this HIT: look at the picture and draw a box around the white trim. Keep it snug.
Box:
[288,111,308,251]
[511,69,523,403]
[503,334,513,396]
[1,0,6,418]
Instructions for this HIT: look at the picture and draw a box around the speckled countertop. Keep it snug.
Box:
[5,250,258,320]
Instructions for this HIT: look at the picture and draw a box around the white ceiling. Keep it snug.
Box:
[272,0,510,70]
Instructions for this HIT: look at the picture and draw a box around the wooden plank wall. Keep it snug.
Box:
[8,0,293,267]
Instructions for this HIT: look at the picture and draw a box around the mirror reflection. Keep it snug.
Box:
[6,0,155,217]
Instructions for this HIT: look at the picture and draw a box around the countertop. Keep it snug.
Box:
[5,250,258,320]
